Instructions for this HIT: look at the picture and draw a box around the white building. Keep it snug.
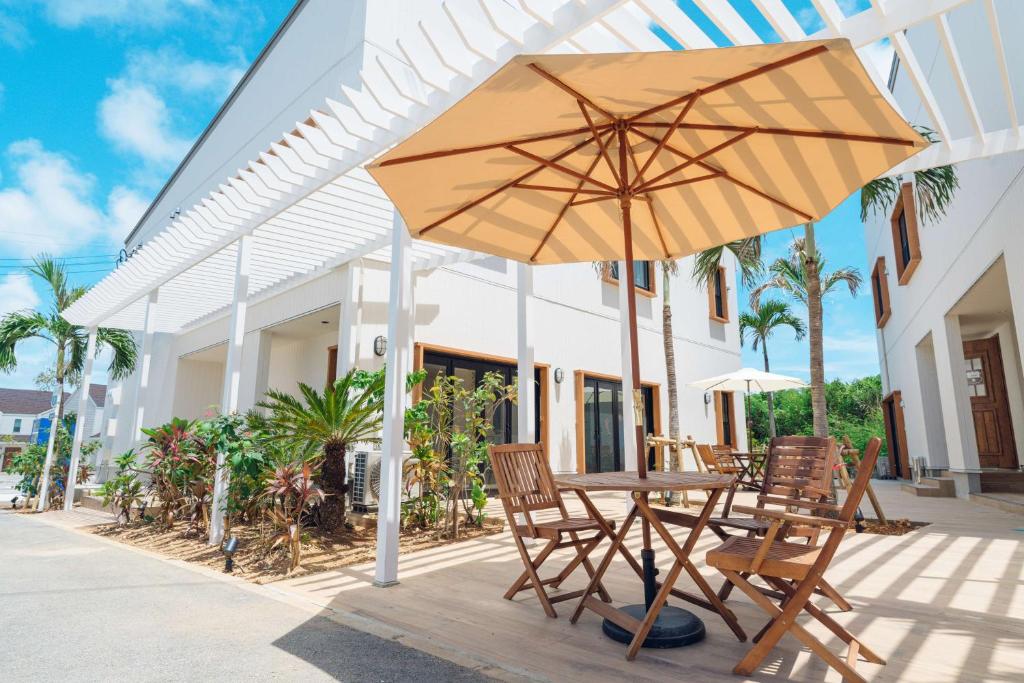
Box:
[865,3,1024,498]
[0,388,53,470]
[87,0,747,481]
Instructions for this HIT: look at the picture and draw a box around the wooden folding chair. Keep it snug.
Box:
[706,437,886,683]
[697,443,744,476]
[489,443,612,618]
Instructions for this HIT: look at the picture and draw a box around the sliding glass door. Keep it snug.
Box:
[581,376,655,473]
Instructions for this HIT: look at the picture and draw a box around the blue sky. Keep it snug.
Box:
[0,0,887,390]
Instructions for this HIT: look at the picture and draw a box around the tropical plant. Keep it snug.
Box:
[861,126,959,224]
[258,368,387,532]
[98,450,144,525]
[739,300,806,438]
[141,418,208,529]
[750,235,862,437]
[10,445,46,507]
[263,461,324,572]
[0,255,138,508]
[691,237,764,288]
[192,412,266,531]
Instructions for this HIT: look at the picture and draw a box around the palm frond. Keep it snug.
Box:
[0,311,50,373]
[96,327,139,380]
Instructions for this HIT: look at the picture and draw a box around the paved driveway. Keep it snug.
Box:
[0,511,491,682]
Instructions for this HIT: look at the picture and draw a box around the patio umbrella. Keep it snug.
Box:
[367,39,921,645]
[689,368,808,394]
[368,38,920,479]
[690,368,808,445]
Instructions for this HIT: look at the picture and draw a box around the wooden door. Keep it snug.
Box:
[963,335,1019,469]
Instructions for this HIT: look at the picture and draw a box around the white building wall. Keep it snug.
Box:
[0,413,35,437]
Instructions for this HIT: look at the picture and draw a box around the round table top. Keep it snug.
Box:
[554,470,734,492]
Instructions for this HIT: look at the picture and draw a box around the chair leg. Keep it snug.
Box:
[504,537,558,599]
[566,531,613,603]
[816,577,853,612]
[722,570,867,683]
[508,536,558,618]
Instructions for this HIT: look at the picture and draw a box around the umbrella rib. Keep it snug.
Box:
[375,124,612,167]
[633,92,700,189]
[624,136,671,259]
[630,128,814,221]
[578,100,621,187]
[526,62,615,122]
[506,144,616,192]
[632,122,916,147]
[514,183,616,196]
[639,171,724,194]
[626,44,830,123]
[417,133,602,236]
[634,129,755,193]
[530,149,605,263]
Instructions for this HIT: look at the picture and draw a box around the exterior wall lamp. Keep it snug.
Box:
[704,392,712,405]
[553,368,564,384]
[373,335,387,357]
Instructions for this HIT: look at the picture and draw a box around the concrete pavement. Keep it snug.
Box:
[0,511,493,682]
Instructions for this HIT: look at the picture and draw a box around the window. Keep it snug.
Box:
[606,261,655,296]
[714,390,736,447]
[882,391,910,479]
[870,257,891,327]
[418,348,543,447]
[708,266,729,322]
[12,418,21,433]
[576,373,657,473]
[890,182,920,285]
[326,345,338,386]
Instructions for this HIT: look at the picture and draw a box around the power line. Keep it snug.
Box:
[0,254,117,262]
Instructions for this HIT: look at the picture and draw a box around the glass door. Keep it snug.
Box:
[582,376,655,473]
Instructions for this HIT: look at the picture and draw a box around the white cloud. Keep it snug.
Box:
[37,0,209,28]
[98,79,192,165]
[0,11,31,49]
[0,139,151,256]
[824,334,878,355]
[125,46,245,98]
[0,82,5,111]
[0,273,41,317]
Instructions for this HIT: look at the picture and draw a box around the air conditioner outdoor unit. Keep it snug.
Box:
[350,450,381,513]
[349,450,419,513]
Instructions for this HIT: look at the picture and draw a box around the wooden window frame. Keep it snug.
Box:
[713,390,737,447]
[326,345,338,386]
[573,370,662,474]
[708,265,729,323]
[890,182,921,285]
[870,257,891,328]
[882,390,911,479]
[412,342,549,449]
[603,261,656,298]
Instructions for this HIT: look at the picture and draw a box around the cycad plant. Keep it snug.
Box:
[750,236,862,437]
[0,256,138,509]
[258,368,386,531]
[739,300,806,438]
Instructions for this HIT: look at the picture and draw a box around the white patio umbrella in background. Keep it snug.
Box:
[689,368,807,446]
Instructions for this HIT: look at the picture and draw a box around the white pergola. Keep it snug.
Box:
[61,0,1022,582]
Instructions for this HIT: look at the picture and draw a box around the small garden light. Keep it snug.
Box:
[222,535,239,573]
[854,508,866,534]
[11,496,19,509]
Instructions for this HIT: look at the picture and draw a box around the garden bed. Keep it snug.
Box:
[91,517,505,583]
[860,518,929,536]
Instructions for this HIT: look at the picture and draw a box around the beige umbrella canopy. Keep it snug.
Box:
[368,39,922,482]
[368,39,924,266]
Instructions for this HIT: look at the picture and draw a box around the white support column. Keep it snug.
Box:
[932,314,981,495]
[237,329,272,413]
[337,262,358,377]
[132,290,160,443]
[516,263,535,444]
[209,235,252,546]
[375,215,413,587]
[617,262,637,471]
[35,388,62,511]
[63,327,97,512]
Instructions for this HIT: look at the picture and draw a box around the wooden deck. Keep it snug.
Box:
[275,481,1022,682]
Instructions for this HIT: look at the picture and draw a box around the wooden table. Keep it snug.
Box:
[730,451,766,490]
[553,471,746,660]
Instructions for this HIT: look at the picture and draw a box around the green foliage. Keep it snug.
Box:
[692,237,763,288]
[861,126,959,224]
[263,461,324,572]
[98,449,143,525]
[746,375,887,458]
[11,445,46,497]
[404,370,516,538]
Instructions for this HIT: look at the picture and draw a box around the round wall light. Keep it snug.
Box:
[553,368,565,384]
[373,335,387,357]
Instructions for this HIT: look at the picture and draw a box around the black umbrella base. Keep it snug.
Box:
[602,604,706,648]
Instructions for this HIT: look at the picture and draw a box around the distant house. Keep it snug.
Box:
[0,388,58,471]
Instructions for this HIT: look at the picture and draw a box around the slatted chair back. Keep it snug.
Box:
[697,444,741,474]
[763,436,836,500]
[489,443,565,535]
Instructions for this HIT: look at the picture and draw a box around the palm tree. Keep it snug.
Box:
[691,237,764,288]
[861,127,959,224]
[0,256,138,508]
[258,368,385,531]
[750,234,862,437]
[739,300,806,438]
